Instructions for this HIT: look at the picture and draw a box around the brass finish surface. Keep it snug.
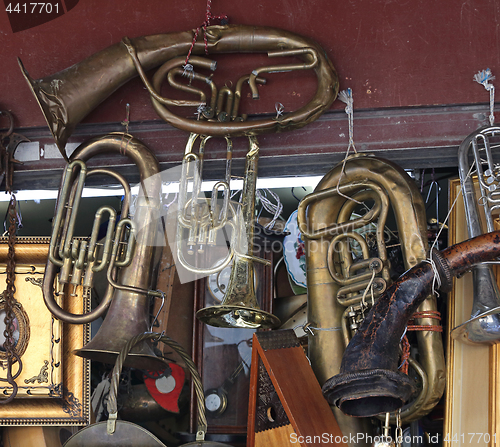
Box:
[42,133,167,371]
[196,137,280,329]
[20,25,338,159]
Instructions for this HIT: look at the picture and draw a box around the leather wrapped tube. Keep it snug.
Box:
[323,230,500,417]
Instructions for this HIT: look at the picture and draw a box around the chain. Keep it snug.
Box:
[0,194,22,404]
[395,409,403,447]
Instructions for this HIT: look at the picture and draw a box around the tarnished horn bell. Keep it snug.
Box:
[43,133,167,371]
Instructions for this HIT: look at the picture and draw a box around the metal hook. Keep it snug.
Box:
[0,351,23,404]
[150,290,166,332]
[291,186,307,203]
[0,111,14,140]
[425,170,441,223]
[3,194,20,234]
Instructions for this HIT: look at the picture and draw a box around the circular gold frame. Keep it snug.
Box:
[0,293,30,361]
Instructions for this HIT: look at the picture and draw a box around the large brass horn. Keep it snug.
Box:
[454,125,500,344]
[297,154,446,439]
[19,24,338,159]
[42,132,167,370]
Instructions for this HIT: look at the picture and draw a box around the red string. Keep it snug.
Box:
[407,310,443,332]
[185,0,228,65]
[400,335,411,375]
[400,311,442,375]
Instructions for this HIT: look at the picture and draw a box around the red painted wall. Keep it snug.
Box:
[1,0,500,131]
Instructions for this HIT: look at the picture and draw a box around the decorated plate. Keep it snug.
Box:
[283,210,307,288]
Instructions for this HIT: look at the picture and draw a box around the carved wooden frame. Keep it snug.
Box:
[0,237,90,425]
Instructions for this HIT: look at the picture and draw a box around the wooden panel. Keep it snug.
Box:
[445,178,500,446]
[3,0,500,130]
[254,424,295,447]
[247,330,346,447]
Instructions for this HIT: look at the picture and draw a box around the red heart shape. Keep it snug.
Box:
[144,363,185,413]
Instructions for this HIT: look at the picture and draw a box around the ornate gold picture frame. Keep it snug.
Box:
[0,237,90,425]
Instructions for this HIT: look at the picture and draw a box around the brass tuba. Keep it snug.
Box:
[19,24,338,159]
[297,154,446,436]
[454,125,500,344]
[43,132,167,370]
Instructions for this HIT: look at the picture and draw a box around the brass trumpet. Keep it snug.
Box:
[43,133,167,370]
[454,125,500,344]
[172,133,280,329]
[195,136,281,329]
[20,24,338,159]
[298,154,446,432]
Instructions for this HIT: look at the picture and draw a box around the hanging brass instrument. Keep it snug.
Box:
[19,24,338,159]
[172,132,280,328]
[297,154,446,435]
[43,133,167,370]
[454,125,500,344]
[195,136,281,329]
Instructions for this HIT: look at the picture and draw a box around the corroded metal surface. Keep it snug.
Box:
[20,24,338,159]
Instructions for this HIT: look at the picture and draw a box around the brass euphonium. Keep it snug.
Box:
[19,24,338,160]
[297,154,446,438]
[454,125,500,344]
[43,132,167,370]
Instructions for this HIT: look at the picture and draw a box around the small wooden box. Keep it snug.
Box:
[247,330,346,447]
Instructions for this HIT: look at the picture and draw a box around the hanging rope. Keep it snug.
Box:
[418,157,477,303]
[184,0,228,67]
[474,68,496,126]
[336,88,361,205]
[256,188,283,229]
[338,88,357,155]
[120,104,131,155]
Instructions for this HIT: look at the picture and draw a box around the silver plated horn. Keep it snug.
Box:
[454,125,500,344]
